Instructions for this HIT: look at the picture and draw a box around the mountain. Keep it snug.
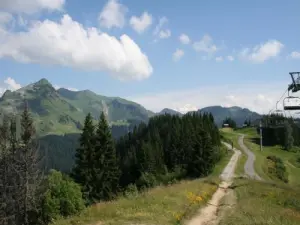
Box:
[157,108,182,116]
[197,105,262,127]
[0,78,155,136]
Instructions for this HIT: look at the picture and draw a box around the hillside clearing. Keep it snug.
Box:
[51,151,233,225]
[237,128,300,186]
[219,178,300,225]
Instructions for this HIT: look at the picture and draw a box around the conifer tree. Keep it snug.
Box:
[92,112,120,201]
[72,113,95,202]
[16,102,43,225]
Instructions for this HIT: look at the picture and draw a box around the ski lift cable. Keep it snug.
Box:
[269,88,289,114]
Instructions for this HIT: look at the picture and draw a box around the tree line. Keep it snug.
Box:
[260,114,300,151]
[0,107,224,224]
[73,111,223,204]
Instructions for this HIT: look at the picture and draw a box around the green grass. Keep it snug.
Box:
[51,147,233,225]
[219,178,300,225]
[235,153,247,177]
[226,127,300,186]
[220,128,248,177]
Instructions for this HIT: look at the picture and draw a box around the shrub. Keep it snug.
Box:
[136,172,158,189]
[124,184,139,198]
[41,170,85,223]
[266,156,288,183]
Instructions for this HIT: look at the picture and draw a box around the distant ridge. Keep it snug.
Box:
[157,108,182,116]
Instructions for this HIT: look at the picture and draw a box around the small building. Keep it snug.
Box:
[222,123,229,128]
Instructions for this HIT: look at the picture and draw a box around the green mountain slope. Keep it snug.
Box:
[157,108,182,116]
[0,78,154,136]
[197,106,261,127]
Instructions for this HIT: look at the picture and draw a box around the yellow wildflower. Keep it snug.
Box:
[196,196,203,202]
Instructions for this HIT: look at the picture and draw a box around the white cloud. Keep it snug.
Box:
[98,0,128,29]
[54,85,78,91]
[290,51,300,59]
[4,77,21,90]
[0,14,153,81]
[153,17,168,36]
[159,29,171,39]
[176,104,198,114]
[193,34,218,54]
[127,82,291,114]
[153,17,171,40]
[173,49,184,62]
[130,12,152,34]
[0,0,65,14]
[215,56,223,62]
[239,40,284,63]
[179,34,190,44]
[0,77,22,96]
[227,55,234,61]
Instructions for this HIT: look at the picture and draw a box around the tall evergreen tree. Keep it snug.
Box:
[284,120,294,151]
[92,112,120,201]
[16,102,43,225]
[72,113,95,202]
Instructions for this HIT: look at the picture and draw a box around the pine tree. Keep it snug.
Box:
[16,102,43,225]
[284,120,294,151]
[72,113,95,203]
[92,112,120,201]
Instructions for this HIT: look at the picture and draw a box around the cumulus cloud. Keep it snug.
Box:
[193,34,218,54]
[179,34,190,44]
[215,56,223,62]
[98,0,128,29]
[153,17,168,35]
[0,77,22,96]
[130,12,152,34]
[239,40,284,63]
[227,55,234,61]
[176,104,198,114]
[127,82,290,114]
[4,77,21,90]
[159,29,171,39]
[0,14,153,81]
[172,49,184,62]
[290,51,300,59]
[0,0,65,14]
[54,84,78,91]
[153,16,171,40]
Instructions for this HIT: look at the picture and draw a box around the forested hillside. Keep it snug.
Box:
[73,111,224,204]
[116,112,222,189]
[261,114,300,151]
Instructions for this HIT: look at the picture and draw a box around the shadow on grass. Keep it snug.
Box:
[248,137,282,148]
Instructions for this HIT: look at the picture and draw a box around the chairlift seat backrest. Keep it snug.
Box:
[283,96,300,110]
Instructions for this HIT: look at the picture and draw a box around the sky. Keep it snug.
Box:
[1,0,300,114]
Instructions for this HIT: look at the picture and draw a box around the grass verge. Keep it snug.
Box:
[52,148,233,225]
[219,178,300,225]
[226,127,300,186]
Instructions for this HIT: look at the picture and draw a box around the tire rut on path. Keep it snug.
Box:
[185,142,241,225]
[237,134,262,181]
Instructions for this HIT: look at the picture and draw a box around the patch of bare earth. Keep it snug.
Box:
[184,143,240,225]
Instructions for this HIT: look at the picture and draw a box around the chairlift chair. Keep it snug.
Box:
[283,96,300,110]
[288,72,300,93]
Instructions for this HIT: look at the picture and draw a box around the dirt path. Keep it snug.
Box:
[237,135,262,181]
[184,142,241,225]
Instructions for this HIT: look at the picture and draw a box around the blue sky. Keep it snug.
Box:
[1,0,300,114]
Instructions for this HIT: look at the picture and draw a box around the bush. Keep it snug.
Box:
[156,166,187,185]
[41,170,85,223]
[124,184,139,198]
[136,172,158,189]
[266,156,288,183]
